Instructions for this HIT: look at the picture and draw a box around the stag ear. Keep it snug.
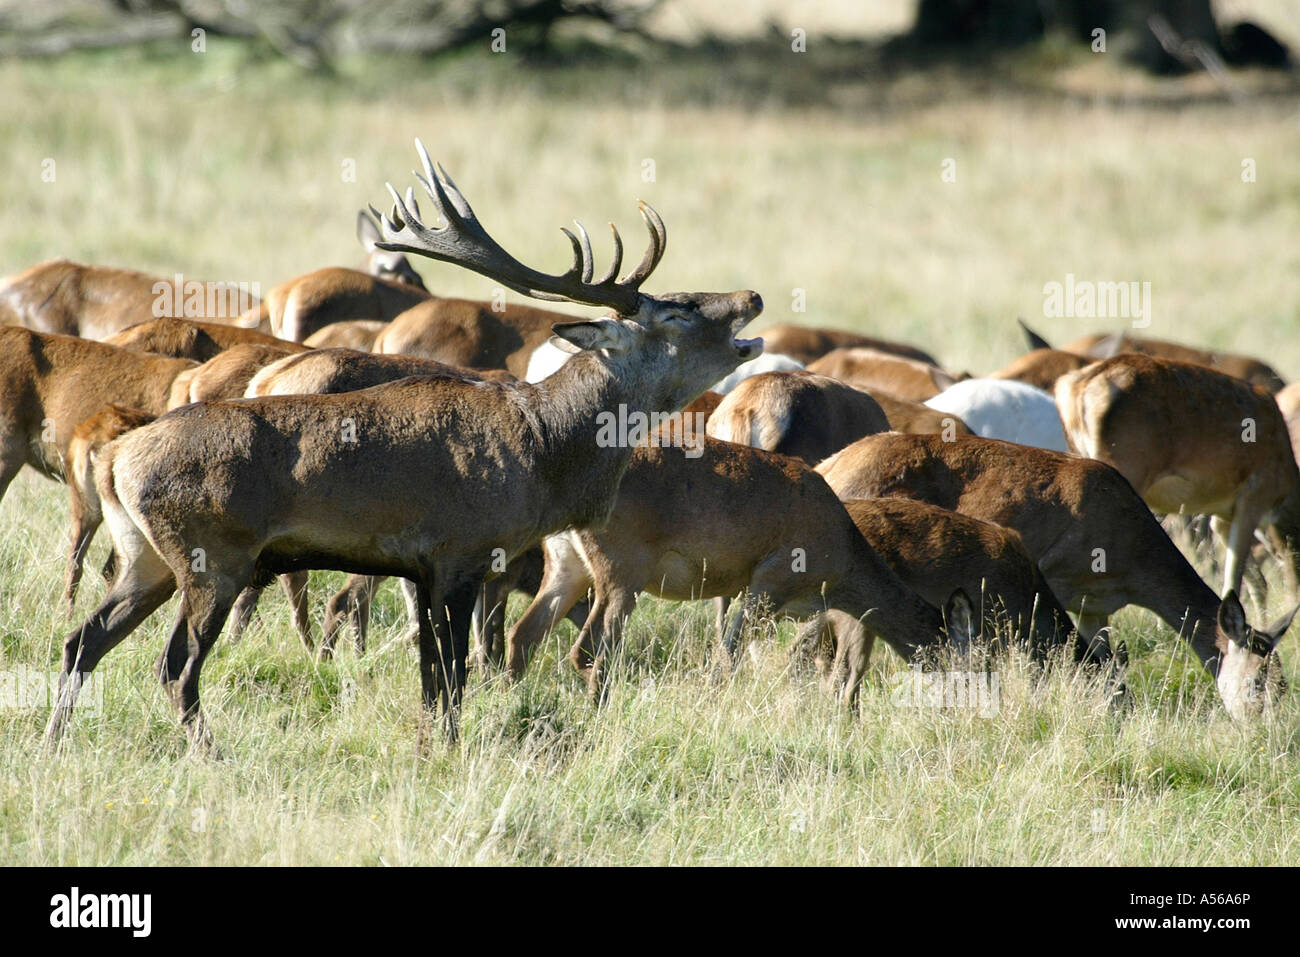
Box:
[551,318,635,354]
[356,209,382,250]
[546,335,583,356]
[1217,590,1249,647]
[944,588,976,646]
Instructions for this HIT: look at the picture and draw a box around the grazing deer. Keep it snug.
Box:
[0,328,195,508]
[706,370,891,465]
[46,142,764,750]
[758,324,938,366]
[105,316,305,362]
[815,433,1299,719]
[806,346,960,401]
[1055,354,1298,599]
[925,379,1068,451]
[245,348,503,398]
[505,439,974,704]
[252,211,432,342]
[805,497,1085,691]
[0,261,262,340]
[1019,320,1285,394]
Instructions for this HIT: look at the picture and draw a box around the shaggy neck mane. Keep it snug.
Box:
[515,348,664,532]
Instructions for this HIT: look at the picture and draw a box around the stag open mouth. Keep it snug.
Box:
[734,337,764,361]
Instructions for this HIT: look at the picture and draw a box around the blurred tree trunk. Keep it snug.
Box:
[909,0,1223,71]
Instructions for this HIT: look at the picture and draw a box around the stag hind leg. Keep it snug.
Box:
[474,575,515,673]
[45,534,176,748]
[155,561,256,753]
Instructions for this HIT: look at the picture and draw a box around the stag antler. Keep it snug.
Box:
[371,139,666,315]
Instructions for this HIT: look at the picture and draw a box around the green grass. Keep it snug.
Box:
[3,32,1300,864]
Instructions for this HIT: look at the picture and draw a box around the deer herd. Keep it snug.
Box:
[2,139,1297,754]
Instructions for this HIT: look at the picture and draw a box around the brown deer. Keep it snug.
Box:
[706,371,890,464]
[1055,354,1298,599]
[0,261,262,340]
[46,142,764,750]
[251,211,432,342]
[991,349,1093,391]
[815,433,1299,719]
[105,316,305,362]
[805,497,1085,693]
[370,296,582,378]
[167,342,306,409]
[504,438,975,705]
[806,346,960,401]
[1019,320,1285,394]
[260,350,702,659]
[871,391,972,436]
[707,370,966,467]
[758,324,938,366]
[0,328,196,508]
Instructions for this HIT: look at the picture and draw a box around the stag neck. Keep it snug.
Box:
[518,349,675,528]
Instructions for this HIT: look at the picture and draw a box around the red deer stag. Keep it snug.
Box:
[46,141,764,751]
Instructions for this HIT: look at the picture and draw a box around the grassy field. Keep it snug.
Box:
[3,13,1300,865]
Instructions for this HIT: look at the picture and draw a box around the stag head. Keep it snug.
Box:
[371,140,763,408]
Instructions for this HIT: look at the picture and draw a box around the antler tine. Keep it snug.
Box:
[574,221,595,284]
[593,223,623,286]
[559,227,587,285]
[383,182,417,234]
[404,187,423,224]
[621,202,667,286]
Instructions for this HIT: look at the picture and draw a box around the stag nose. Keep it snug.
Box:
[738,290,763,316]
